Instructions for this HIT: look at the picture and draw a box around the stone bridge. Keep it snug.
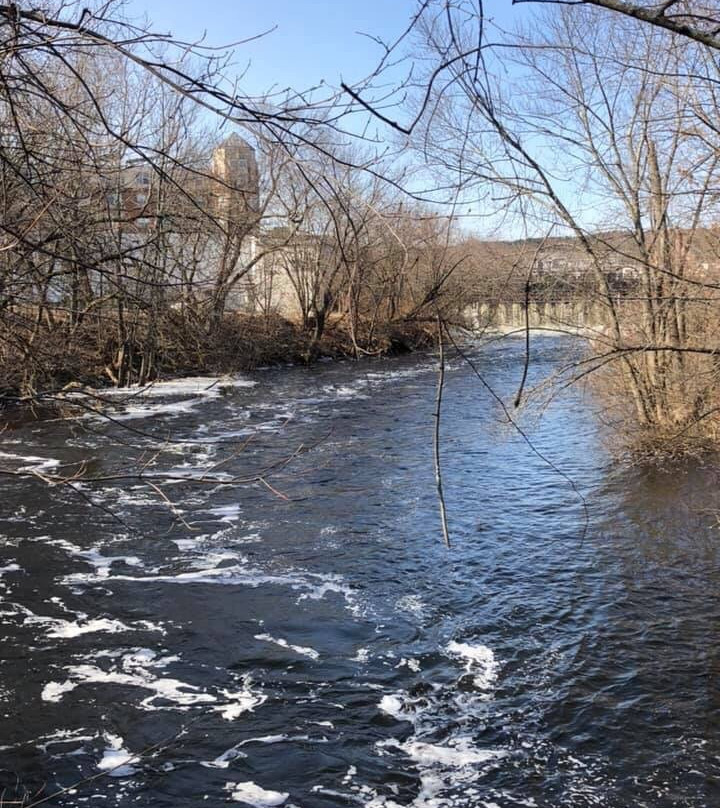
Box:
[464,300,612,335]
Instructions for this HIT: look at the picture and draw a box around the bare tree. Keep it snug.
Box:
[513,0,720,50]
[343,0,720,456]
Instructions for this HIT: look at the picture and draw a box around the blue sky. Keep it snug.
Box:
[125,1,523,97]
[126,0,422,96]
[122,1,555,236]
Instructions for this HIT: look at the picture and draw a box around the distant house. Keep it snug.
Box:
[210,133,260,218]
[97,133,262,309]
[115,132,260,226]
[242,227,340,321]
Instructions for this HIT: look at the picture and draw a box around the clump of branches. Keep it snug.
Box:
[0,1,472,404]
[343,0,720,461]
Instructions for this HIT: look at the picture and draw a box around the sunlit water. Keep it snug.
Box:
[1,336,719,807]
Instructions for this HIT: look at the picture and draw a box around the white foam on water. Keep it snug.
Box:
[378,690,435,723]
[395,595,426,620]
[41,648,215,710]
[0,600,32,619]
[0,451,61,473]
[203,744,248,769]
[0,563,20,576]
[63,557,360,615]
[224,781,289,806]
[98,733,138,777]
[43,664,214,709]
[296,577,363,616]
[378,694,409,722]
[209,504,243,523]
[204,732,316,770]
[44,537,143,579]
[396,658,421,673]
[104,398,201,420]
[312,786,365,801]
[42,680,77,703]
[326,384,370,401]
[178,527,261,551]
[76,375,258,421]
[46,617,135,639]
[445,641,499,690]
[365,366,431,381]
[172,537,205,551]
[35,728,96,753]
[372,639,507,808]
[214,677,267,721]
[99,376,257,398]
[391,739,505,768]
[188,550,240,569]
[369,737,507,808]
[19,601,163,640]
[0,564,20,602]
[247,733,320,745]
[122,647,180,668]
[92,485,165,508]
[254,633,319,660]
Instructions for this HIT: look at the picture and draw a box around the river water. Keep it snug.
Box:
[0,336,719,808]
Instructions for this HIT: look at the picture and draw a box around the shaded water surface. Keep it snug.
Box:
[1,337,719,807]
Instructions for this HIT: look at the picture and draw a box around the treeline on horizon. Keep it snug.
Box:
[2,1,720,460]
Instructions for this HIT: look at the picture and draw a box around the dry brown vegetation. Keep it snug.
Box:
[342,0,720,460]
[3,0,720,462]
[0,306,439,405]
[0,2,468,407]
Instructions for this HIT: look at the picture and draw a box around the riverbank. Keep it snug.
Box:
[0,312,438,419]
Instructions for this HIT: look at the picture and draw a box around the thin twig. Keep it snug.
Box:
[515,227,555,408]
[434,311,451,548]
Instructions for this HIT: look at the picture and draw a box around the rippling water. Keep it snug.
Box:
[1,336,719,807]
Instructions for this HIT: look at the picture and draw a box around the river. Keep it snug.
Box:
[0,335,718,807]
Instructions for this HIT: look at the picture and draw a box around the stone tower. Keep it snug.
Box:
[211,133,260,220]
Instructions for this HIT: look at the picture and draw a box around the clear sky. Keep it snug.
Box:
[125,0,424,96]
[124,1,523,98]
[122,1,550,235]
